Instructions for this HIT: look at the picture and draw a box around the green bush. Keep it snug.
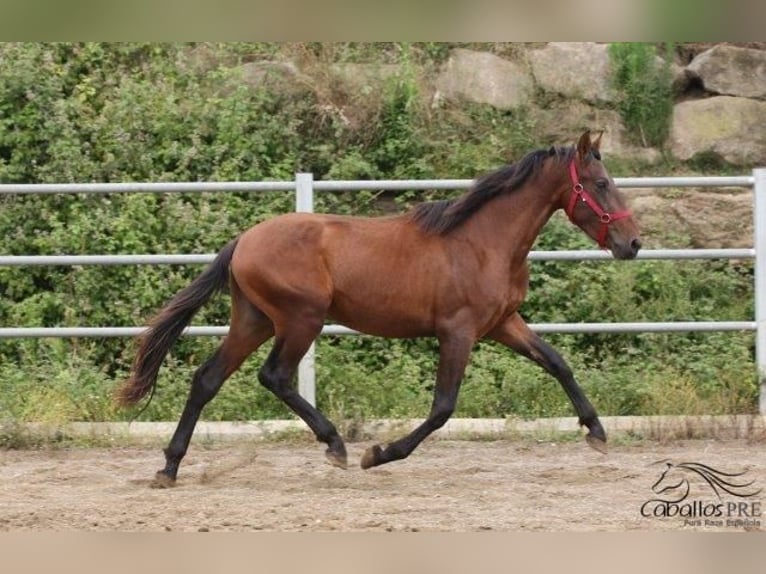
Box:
[608,43,674,147]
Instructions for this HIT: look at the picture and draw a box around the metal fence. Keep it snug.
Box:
[2,170,765,415]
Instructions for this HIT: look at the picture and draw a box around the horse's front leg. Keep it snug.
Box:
[360,332,474,469]
[486,312,607,452]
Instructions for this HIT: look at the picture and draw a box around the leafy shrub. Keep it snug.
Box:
[608,43,674,147]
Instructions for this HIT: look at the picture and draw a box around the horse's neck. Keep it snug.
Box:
[460,180,561,262]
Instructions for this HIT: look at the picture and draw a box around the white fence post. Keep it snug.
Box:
[295,173,317,407]
[753,168,766,415]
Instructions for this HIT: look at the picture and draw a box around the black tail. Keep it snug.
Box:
[115,238,239,406]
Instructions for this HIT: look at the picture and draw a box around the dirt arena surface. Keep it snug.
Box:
[1,437,763,532]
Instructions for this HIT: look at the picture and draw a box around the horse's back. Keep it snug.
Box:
[233,211,418,263]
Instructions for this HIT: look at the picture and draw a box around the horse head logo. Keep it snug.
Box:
[651,460,762,503]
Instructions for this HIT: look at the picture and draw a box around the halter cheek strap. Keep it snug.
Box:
[565,160,632,248]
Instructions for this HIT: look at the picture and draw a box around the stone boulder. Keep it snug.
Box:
[328,63,402,95]
[529,42,687,104]
[434,48,532,110]
[671,191,754,248]
[669,96,766,165]
[529,101,661,162]
[687,45,766,99]
[528,42,614,104]
[628,190,754,248]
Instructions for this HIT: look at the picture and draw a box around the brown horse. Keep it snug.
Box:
[116,131,641,486]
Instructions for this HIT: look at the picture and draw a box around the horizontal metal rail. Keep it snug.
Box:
[0,181,296,195]
[0,249,755,267]
[0,254,217,266]
[0,321,756,339]
[0,175,755,196]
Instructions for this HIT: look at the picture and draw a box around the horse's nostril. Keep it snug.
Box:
[631,238,642,253]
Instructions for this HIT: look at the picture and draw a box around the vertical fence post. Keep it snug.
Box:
[295,173,316,407]
[754,168,766,415]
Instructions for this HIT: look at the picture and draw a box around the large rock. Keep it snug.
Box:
[434,48,532,110]
[530,42,686,104]
[530,102,661,165]
[528,43,614,104]
[687,45,766,99]
[628,190,754,248]
[670,96,766,165]
[672,192,754,248]
[329,63,402,94]
[529,101,661,162]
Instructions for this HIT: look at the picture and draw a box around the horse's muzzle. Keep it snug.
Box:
[613,237,642,260]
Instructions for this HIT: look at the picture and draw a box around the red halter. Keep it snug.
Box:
[565,160,632,248]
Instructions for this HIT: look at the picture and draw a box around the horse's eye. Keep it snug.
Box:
[595,179,608,192]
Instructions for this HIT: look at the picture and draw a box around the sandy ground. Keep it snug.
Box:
[1,437,764,532]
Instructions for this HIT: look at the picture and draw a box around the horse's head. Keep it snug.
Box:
[562,131,642,260]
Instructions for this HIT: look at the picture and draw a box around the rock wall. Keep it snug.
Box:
[431,43,766,168]
[436,43,765,248]
[248,43,766,247]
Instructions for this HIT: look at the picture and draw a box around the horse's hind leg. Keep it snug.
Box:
[258,320,348,469]
[154,284,273,487]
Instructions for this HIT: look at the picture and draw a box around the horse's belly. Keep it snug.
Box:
[327,295,434,338]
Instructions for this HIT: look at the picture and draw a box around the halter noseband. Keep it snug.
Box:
[565,160,631,248]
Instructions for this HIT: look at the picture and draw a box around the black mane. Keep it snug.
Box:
[411,146,575,235]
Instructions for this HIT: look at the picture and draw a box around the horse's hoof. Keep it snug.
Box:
[325,448,348,470]
[151,471,177,489]
[360,444,383,469]
[585,433,608,454]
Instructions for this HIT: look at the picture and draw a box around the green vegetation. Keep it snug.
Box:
[0,43,758,436]
[608,42,675,148]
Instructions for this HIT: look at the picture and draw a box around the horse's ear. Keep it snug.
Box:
[576,130,592,161]
[592,130,603,151]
